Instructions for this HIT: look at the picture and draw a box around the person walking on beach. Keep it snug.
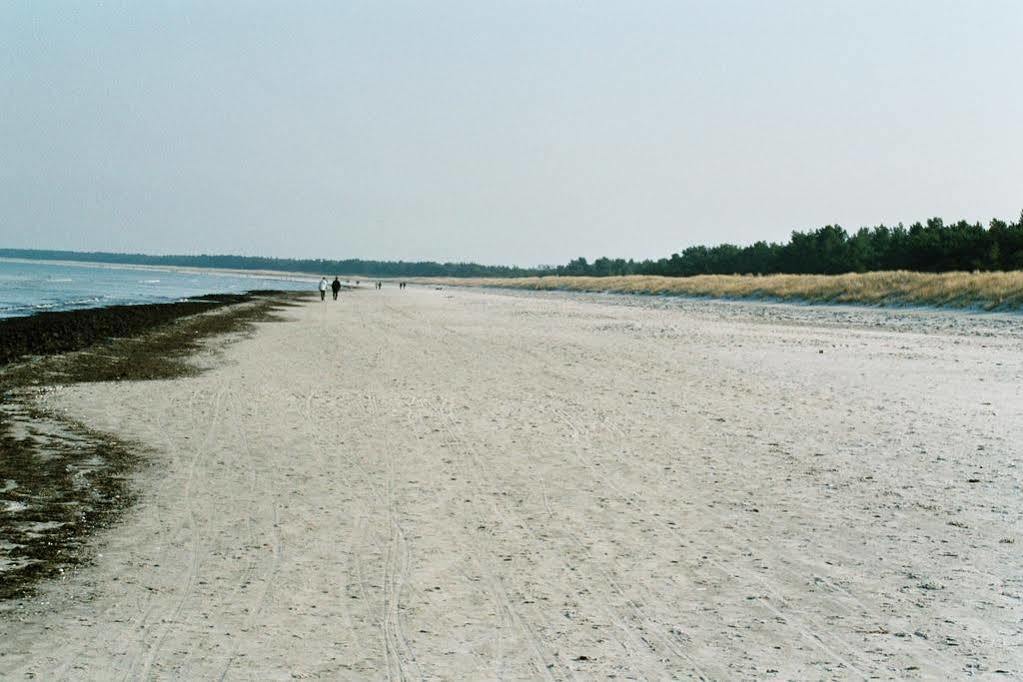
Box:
[331,277,342,300]
[319,277,328,301]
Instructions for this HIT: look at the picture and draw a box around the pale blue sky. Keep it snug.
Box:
[1,1,1020,265]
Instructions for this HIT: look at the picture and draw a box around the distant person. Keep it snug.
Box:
[318,277,328,301]
[331,276,342,300]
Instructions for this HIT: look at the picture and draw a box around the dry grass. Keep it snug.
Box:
[416,271,1023,310]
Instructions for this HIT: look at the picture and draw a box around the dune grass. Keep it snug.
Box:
[416,271,1023,311]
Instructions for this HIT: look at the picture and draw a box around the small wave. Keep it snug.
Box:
[0,297,105,317]
[47,278,73,283]
[139,279,161,284]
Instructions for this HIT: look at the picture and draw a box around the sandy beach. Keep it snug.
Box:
[1,286,1021,679]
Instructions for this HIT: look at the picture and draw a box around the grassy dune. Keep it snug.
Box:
[417,271,1023,310]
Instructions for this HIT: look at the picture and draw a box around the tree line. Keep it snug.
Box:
[4,212,1021,278]
[555,214,1023,277]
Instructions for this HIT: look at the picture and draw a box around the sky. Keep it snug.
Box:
[1,1,1020,266]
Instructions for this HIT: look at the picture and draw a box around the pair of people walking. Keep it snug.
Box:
[319,277,342,301]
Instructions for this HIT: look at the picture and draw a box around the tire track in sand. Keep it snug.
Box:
[367,393,423,682]
[422,302,868,678]
[431,395,714,680]
[433,426,560,678]
[131,383,230,680]
[585,399,964,676]
[392,299,713,678]
[491,328,877,677]
[546,400,872,679]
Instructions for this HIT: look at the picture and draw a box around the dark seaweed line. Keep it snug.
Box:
[0,291,300,368]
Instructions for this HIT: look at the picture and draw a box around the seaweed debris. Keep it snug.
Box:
[0,291,307,602]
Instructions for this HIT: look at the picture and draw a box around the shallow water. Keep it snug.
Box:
[0,258,317,319]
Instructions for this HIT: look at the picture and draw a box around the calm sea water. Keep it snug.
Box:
[0,258,318,319]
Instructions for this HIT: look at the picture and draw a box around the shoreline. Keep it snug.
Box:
[0,291,307,602]
[0,255,323,285]
[0,291,303,367]
[0,256,321,321]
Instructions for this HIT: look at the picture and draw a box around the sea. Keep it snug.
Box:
[0,258,318,319]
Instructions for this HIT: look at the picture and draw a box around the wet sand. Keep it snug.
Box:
[1,287,1021,679]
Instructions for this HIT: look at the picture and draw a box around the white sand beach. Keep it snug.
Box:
[2,287,1021,680]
